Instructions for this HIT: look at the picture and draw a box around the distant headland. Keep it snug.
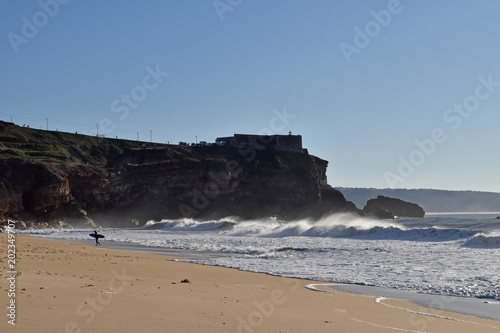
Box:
[338,187,500,213]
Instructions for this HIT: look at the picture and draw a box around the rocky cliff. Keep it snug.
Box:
[0,121,359,227]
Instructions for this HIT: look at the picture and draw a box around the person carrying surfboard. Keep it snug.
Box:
[94,230,100,246]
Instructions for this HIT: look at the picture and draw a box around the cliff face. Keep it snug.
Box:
[0,121,359,227]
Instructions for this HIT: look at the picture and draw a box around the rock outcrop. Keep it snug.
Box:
[0,121,360,227]
[363,195,425,219]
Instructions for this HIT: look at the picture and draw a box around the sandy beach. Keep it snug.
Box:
[1,234,499,333]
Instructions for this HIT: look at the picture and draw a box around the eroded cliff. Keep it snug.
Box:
[0,121,359,227]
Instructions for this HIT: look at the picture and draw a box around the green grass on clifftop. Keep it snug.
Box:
[0,121,160,166]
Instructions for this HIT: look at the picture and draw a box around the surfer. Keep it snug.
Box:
[94,230,100,246]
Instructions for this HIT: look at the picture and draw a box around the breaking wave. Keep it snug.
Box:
[143,218,236,232]
[463,232,500,248]
[143,213,482,243]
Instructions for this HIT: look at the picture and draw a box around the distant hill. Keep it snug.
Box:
[337,188,500,213]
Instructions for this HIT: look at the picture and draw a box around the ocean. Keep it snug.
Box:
[20,213,500,319]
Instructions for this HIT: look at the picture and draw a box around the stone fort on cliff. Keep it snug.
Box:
[216,133,306,153]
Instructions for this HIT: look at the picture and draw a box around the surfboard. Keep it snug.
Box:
[89,233,105,239]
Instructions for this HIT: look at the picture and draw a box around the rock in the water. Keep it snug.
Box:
[363,195,425,218]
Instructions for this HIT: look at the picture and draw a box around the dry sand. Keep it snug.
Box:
[1,234,499,333]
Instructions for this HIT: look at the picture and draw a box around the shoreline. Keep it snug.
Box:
[36,235,500,320]
[325,284,500,322]
[15,235,500,320]
[1,235,499,332]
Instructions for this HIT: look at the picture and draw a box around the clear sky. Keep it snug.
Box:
[1,0,500,192]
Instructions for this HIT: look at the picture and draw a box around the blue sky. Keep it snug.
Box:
[1,0,500,192]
